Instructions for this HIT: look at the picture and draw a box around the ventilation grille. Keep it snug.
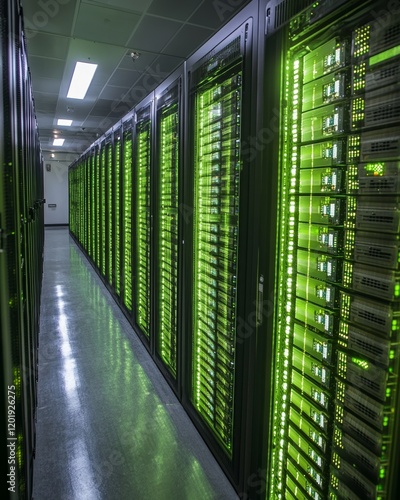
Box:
[356,273,389,292]
[366,62,400,91]
[345,386,383,429]
[341,433,380,477]
[348,326,390,366]
[343,410,382,455]
[350,297,392,335]
[365,97,400,128]
[361,129,400,161]
[370,19,400,55]
[347,366,386,401]
[332,477,365,500]
[356,208,400,233]
[336,456,376,499]
[354,239,399,268]
[358,176,398,194]
[353,267,395,300]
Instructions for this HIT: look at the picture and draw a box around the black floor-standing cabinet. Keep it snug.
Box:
[133,97,153,344]
[153,67,184,395]
[1,1,44,498]
[183,8,259,490]
[255,1,400,499]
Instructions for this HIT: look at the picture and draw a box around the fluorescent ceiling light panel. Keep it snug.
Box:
[67,62,98,99]
[53,138,65,146]
[57,119,73,126]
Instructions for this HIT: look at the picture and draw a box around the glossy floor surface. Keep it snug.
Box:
[33,228,238,500]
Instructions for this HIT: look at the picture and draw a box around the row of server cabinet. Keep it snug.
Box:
[1,0,45,499]
[69,0,400,498]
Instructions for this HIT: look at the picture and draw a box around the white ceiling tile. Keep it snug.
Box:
[127,16,182,52]
[23,0,78,37]
[74,3,141,46]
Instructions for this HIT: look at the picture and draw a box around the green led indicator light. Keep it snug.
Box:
[351,357,369,370]
[380,468,385,479]
[370,45,400,65]
[364,162,385,176]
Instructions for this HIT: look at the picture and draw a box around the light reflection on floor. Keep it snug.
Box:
[33,228,238,500]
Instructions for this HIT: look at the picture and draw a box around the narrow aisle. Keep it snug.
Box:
[33,228,238,500]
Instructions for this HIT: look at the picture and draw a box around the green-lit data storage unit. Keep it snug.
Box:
[122,121,134,312]
[106,138,113,284]
[89,151,95,259]
[114,130,122,296]
[134,103,152,339]
[184,11,258,488]
[261,1,400,499]
[154,72,183,384]
[191,65,242,456]
[100,142,107,277]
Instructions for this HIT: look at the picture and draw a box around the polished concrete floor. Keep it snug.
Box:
[33,227,238,500]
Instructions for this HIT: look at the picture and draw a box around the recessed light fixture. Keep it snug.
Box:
[51,153,55,158]
[53,138,65,146]
[57,119,73,126]
[67,62,98,99]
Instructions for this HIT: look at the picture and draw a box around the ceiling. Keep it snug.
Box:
[22,0,251,162]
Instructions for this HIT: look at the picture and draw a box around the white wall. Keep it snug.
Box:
[43,161,69,225]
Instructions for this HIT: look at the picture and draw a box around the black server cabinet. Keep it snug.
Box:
[257,1,400,499]
[94,145,101,271]
[100,141,107,277]
[113,129,122,297]
[79,155,86,251]
[86,152,92,258]
[1,1,44,498]
[89,150,95,260]
[133,97,153,343]
[81,157,87,249]
[121,116,134,313]
[153,68,184,391]
[183,3,259,491]
[105,137,113,285]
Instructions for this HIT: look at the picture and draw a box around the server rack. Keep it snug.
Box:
[105,137,113,284]
[89,150,95,260]
[79,156,85,250]
[113,129,122,296]
[258,1,400,499]
[1,1,44,498]
[121,117,134,313]
[100,141,107,277]
[86,152,92,259]
[153,67,184,391]
[133,97,153,342]
[80,158,86,248]
[183,4,259,489]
